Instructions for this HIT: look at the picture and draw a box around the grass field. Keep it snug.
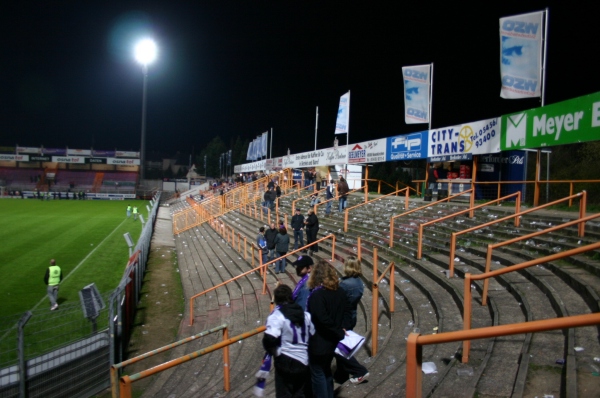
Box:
[0,199,147,318]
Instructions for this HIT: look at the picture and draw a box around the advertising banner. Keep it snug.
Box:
[387,131,428,160]
[86,158,107,164]
[500,11,544,99]
[67,148,92,156]
[0,154,29,161]
[30,155,51,162]
[501,91,600,150]
[428,118,501,161]
[92,150,115,157]
[17,147,41,154]
[43,148,67,156]
[115,151,140,158]
[348,139,386,164]
[107,158,140,165]
[51,156,85,164]
[335,91,350,134]
[402,65,431,124]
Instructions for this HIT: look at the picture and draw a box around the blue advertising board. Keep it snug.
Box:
[387,131,428,161]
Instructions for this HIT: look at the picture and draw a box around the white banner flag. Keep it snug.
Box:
[500,11,544,99]
[246,141,253,161]
[402,64,431,124]
[261,132,268,158]
[335,91,350,134]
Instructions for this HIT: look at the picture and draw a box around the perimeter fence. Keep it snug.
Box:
[0,192,162,398]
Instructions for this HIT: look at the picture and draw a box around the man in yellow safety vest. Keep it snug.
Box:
[44,259,62,311]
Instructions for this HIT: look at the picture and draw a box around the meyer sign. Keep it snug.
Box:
[501,91,600,150]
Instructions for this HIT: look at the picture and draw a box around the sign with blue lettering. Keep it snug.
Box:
[427,118,501,160]
[387,131,428,161]
[402,65,431,124]
[500,11,544,99]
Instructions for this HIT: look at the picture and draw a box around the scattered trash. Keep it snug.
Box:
[456,367,473,376]
[574,347,584,352]
[555,359,565,365]
[422,362,438,374]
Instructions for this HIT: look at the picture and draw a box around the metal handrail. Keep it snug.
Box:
[291,184,325,213]
[406,313,600,398]
[389,189,475,248]
[370,246,395,356]
[110,324,227,397]
[447,191,586,277]
[343,187,409,232]
[118,325,266,398]
[462,240,600,363]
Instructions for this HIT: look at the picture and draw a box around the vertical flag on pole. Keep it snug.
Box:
[246,141,253,161]
[402,64,431,124]
[335,91,350,135]
[261,131,268,158]
[500,11,544,99]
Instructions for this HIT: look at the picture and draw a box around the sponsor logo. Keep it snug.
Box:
[506,113,527,148]
[501,19,539,38]
[533,111,584,141]
[403,68,428,82]
[502,75,538,94]
[392,134,421,152]
[407,107,427,120]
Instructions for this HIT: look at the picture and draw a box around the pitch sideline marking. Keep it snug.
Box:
[31,217,132,311]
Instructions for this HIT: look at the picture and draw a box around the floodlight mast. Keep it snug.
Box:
[134,39,157,182]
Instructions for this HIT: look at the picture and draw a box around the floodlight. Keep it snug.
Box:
[134,39,157,65]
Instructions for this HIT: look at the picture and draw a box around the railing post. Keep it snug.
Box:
[482,245,493,306]
[579,191,587,237]
[406,333,423,398]
[357,236,362,262]
[119,376,133,398]
[417,224,424,259]
[569,182,574,207]
[497,182,501,201]
[344,209,349,232]
[389,263,395,313]
[331,234,336,262]
[389,217,395,248]
[405,187,409,210]
[515,191,521,227]
[469,188,475,218]
[372,255,379,356]
[449,233,456,278]
[223,327,230,391]
[377,180,381,194]
[463,274,472,363]
[244,237,247,260]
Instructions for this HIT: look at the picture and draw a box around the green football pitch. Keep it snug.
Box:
[0,199,146,318]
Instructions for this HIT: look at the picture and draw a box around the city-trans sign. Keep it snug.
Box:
[501,91,600,150]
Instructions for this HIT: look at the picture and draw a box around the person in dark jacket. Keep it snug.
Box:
[292,255,314,311]
[274,227,290,274]
[265,222,279,263]
[335,257,370,384]
[305,209,320,254]
[263,284,315,398]
[291,208,305,251]
[307,260,351,398]
[337,176,349,212]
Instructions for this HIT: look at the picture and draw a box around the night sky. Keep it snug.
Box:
[1,1,598,160]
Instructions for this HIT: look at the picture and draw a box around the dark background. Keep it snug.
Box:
[1,1,598,161]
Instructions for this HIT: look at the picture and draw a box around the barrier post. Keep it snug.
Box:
[357,236,362,262]
[515,191,521,227]
[371,253,379,356]
[389,217,395,248]
[405,186,409,210]
[417,224,424,259]
[406,333,423,398]
[344,209,349,232]
[223,327,230,391]
[482,245,493,305]
[579,190,587,237]
[463,274,472,362]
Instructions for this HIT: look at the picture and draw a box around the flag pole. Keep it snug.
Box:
[541,8,549,107]
[428,63,434,131]
[270,128,273,159]
[314,106,319,151]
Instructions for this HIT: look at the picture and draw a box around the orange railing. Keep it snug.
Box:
[111,323,228,397]
[406,313,600,398]
[389,189,475,248]
[462,240,600,362]
[416,190,521,268]
[446,191,587,277]
[343,188,410,232]
[188,230,337,326]
[291,184,325,213]
[118,325,266,398]
[370,246,395,356]
[480,212,600,306]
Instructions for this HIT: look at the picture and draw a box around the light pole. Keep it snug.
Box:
[134,39,157,181]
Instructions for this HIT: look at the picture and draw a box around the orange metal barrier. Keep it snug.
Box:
[370,246,396,356]
[462,240,600,362]
[389,189,474,248]
[291,184,324,213]
[406,313,600,398]
[118,325,266,398]
[446,191,586,277]
[480,211,600,306]
[416,190,521,267]
[343,188,409,232]
[313,185,366,216]
[110,324,227,397]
